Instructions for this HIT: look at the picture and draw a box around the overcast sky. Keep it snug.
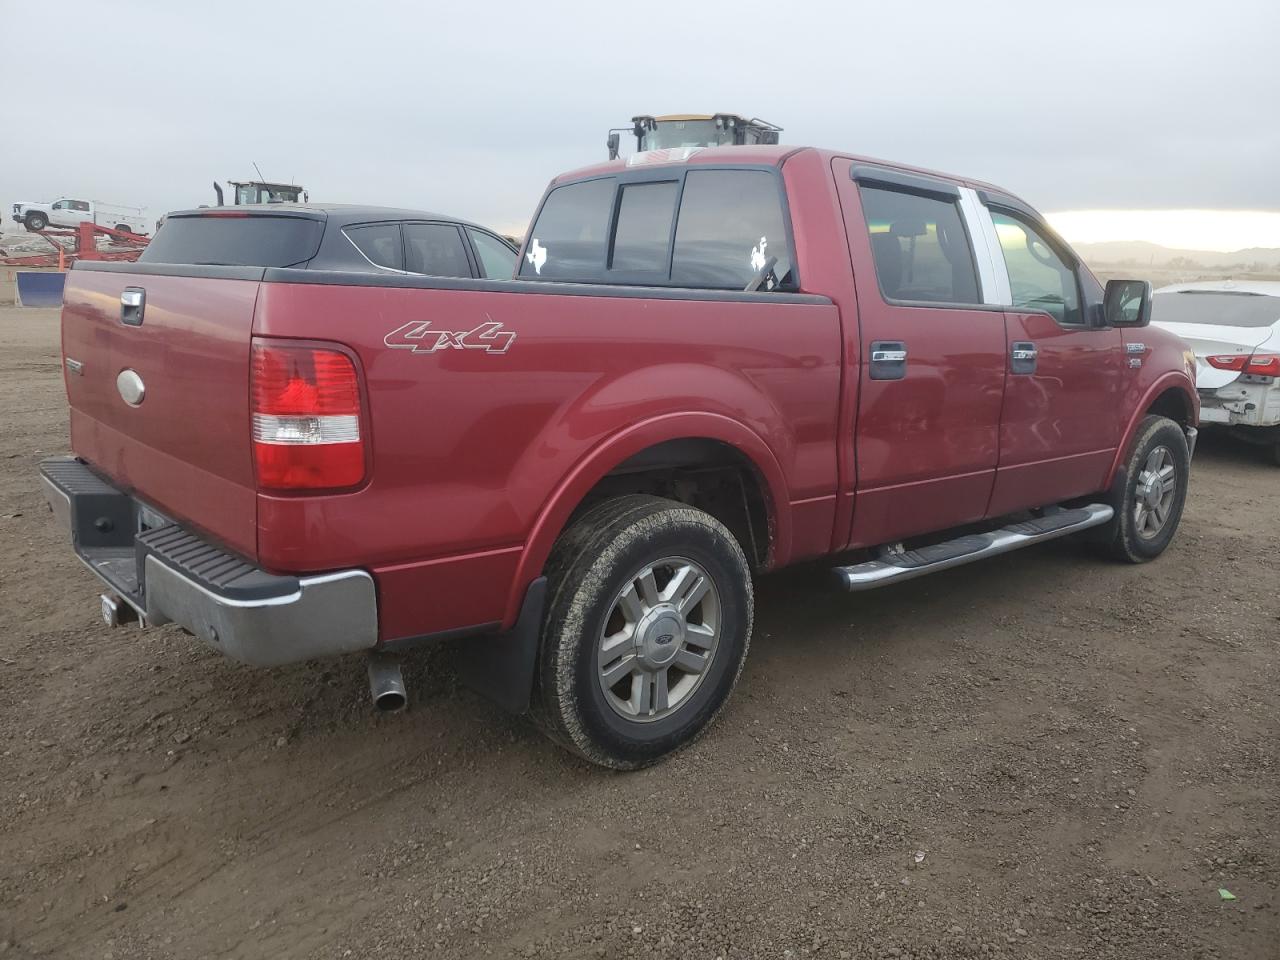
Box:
[2,0,1277,247]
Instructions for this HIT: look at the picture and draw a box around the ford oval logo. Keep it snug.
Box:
[116,369,146,406]
[655,633,675,646]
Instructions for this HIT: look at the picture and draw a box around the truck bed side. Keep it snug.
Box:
[251,275,843,640]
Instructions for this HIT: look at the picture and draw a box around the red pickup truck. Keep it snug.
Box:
[42,145,1198,769]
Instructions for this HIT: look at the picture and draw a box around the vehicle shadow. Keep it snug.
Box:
[1192,426,1278,468]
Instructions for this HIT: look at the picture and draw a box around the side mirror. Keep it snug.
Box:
[1104,279,1152,328]
[606,132,621,161]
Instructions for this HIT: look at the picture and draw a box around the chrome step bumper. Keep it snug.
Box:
[834,503,1114,592]
[39,456,378,667]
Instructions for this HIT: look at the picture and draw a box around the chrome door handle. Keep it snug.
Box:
[1010,341,1037,375]
[871,349,908,363]
[869,340,908,380]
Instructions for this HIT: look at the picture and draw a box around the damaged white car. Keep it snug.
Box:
[1153,281,1280,464]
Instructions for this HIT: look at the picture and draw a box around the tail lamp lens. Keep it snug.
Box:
[1244,354,1280,376]
[251,341,365,490]
[1206,353,1280,376]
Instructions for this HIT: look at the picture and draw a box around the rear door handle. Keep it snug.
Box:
[869,340,907,380]
[1011,341,1037,375]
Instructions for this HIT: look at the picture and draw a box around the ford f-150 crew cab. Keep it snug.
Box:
[41,145,1199,769]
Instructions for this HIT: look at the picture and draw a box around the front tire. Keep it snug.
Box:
[24,212,48,231]
[1103,415,1189,563]
[533,495,753,769]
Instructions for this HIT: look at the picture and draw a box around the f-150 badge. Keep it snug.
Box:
[384,317,515,355]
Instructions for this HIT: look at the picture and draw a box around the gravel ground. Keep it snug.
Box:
[1,306,1276,960]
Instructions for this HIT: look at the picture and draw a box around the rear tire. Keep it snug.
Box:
[114,222,131,234]
[1272,442,1280,467]
[1101,415,1189,563]
[532,495,753,769]
[24,212,48,231]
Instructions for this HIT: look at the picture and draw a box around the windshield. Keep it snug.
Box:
[641,120,732,150]
[234,184,301,204]
[1153,291,1280,328]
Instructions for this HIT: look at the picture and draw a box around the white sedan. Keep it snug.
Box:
[1153,281,1280,464]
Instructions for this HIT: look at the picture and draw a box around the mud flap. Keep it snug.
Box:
[1077,465,1128,544]
[450,577,547,715]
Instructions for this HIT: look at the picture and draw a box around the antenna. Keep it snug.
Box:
[253,161,267,183]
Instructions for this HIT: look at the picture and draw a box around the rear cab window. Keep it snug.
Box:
[519,177,614,280]
[519,166,795,291]
[141,214,324,267]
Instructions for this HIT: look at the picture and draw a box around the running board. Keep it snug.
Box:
[834,503,1114,592]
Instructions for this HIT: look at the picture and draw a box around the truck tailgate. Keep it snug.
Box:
[61,265,263,560]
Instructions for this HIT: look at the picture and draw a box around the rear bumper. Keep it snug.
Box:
[1197,381,1280,428]
[39,456,378,667]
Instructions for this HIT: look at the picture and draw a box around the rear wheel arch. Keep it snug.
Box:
[504,416,789,627]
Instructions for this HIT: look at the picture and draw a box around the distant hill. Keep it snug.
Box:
[1072,240,1280,269]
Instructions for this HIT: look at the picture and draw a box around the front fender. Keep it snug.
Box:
[1106,369,1198,486]
[502,411,791,627]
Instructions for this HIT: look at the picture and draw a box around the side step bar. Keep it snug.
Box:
[834,503,1114,592]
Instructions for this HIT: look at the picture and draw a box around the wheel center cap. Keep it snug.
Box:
[1138,474,1162,508]
[636,607,684,668]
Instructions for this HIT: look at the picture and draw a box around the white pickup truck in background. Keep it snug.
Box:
[11,198,148,234]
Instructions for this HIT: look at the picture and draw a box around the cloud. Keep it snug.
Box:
[2,0,1276,239]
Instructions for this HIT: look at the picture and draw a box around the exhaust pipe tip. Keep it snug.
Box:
[367,653,407,713]
[100,593,140,629]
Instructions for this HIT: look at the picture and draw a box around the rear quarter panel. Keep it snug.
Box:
[252,280,842,640]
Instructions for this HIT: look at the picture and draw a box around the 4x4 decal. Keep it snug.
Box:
[384,317,515,355]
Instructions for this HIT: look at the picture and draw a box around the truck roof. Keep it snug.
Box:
[553,144,1013,200]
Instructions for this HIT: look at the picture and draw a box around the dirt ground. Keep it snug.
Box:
[1,305,1277,960]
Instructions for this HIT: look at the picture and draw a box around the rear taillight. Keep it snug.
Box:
[1243,354,1280,377]
[1206,354,1248,371]
[251,340,365,491]
[1207,353,1280,376]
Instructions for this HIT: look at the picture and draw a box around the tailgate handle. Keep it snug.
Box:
[120,287,145,326]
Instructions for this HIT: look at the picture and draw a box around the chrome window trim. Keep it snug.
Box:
[958,187,1011,306]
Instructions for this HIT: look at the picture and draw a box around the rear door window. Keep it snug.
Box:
[345,223,404,271]
[467,228,518,279]
[141,214,324,267]
[520,177,615,280]
[403,223,472,277]
[611,181,678,274]
[671,170,792,289]
[860,186,980,305]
